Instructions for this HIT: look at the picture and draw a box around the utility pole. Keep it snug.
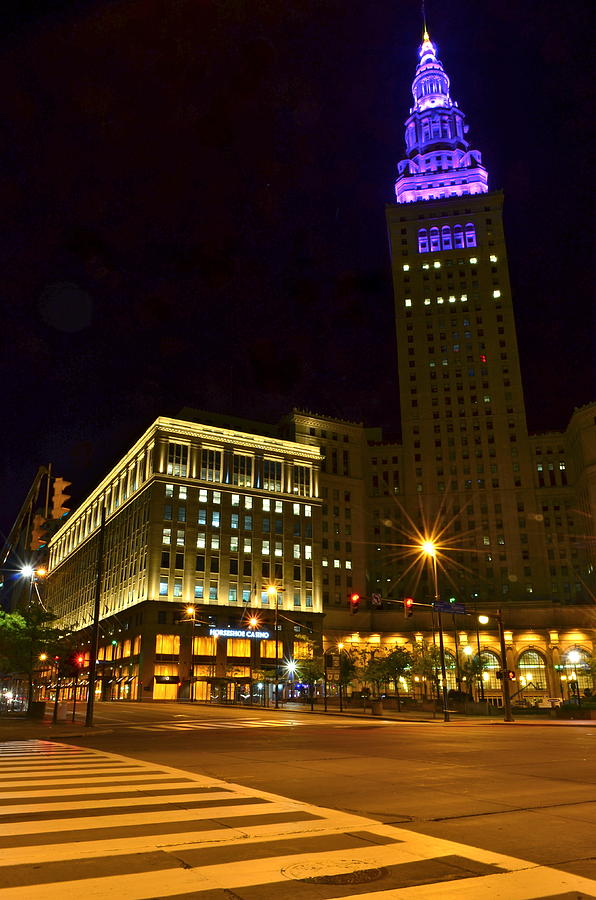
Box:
[85,504,106,727]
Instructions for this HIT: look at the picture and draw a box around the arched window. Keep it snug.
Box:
[563,648,593,693]
[478,649,501,691]
[518,650,547,691]
[441,225,452,250]
[453,224,464,248]
[444,651,458,691]
[465,223,477,247]
[430,226,440,252]
[418,228,429,253]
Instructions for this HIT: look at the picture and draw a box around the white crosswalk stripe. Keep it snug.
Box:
[0,740,593,899]
[127,716,398,732]
[130,716,369,731]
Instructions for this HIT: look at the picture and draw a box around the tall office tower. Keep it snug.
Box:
[386,30,548,604]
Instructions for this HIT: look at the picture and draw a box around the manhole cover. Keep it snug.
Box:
[282,860,386,885]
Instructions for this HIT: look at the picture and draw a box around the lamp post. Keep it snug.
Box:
[86,503,106,728]
[267,586,281,709]
[337,642,344,712]
[21,565,45,712]
[185,606,196,702]
[248,615,259,706]
[567,649,582,706]
[475,609,485,702]
[478,611,513,722]
[421,541,449,722]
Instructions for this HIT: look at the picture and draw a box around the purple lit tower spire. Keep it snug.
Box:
[394,30,488,203]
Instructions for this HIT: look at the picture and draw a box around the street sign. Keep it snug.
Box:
[371,593,382,607]
[433,601,466,614]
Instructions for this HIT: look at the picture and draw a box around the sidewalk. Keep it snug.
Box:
[279,701,596,726]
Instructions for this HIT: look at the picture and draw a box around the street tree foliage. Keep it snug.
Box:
[410,640,441,698]
[296,656,325,685]
[460,654,485,696]
[0,606,83,710]
[338,649,358,687]
[383,647,414,710]
[296,656,325,709]
[361,656,387,698]
[0,607,59,676]
[384,647,413,688]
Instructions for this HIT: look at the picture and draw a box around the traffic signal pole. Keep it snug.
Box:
[85,504,106,728]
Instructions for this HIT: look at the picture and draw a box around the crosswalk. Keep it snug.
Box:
[131,716,394,732]
[0,740,594,898]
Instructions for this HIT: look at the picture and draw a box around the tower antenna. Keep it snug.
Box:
[422,0,429,40]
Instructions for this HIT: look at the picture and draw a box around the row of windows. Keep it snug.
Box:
[158,577,314,607]
[156,634,312,658]
[167,443,312,495]
[164,505,314,533]
[402,255,497,272]
[162,540,314,564]
[418,224,477,253]
[165,489,312,514]
[404,290,501,308]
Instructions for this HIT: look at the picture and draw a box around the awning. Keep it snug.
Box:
[154,675,180,685]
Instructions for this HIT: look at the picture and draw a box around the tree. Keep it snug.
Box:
[461,654,485,698]
[411,641,441,701]
[0,606,75,714]
[361,655,387,699]
[384,647,413,711]
[338,649,357,690]
[296,657,325,711]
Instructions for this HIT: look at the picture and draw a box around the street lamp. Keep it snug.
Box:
[337,642,345,712]
[420,540,450,722]
[267,585,281,709]
[185,606,196,702]
[478,612,513,722]
[246,615,260,706]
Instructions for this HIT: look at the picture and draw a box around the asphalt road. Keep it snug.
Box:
[14,700,594,885]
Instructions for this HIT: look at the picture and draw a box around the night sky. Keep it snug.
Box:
[0,0,593,536]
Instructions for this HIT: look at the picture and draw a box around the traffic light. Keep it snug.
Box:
[496,670,503,680]
[403,597,414,619]
[448,595,457,605]
[507,670,517,681]
[51,477,71,520]
[30,513,50,551]
[349,593,360,614]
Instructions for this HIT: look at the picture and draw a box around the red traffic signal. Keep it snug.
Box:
[349,593,361,614]
[51,477,71,521]
[507,670,517,681]
[404,597,414,619]
[76,655,85,667]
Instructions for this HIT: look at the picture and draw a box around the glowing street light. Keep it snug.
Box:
[421,538,449,722]
[477,611,513,722]
[267,585,282,709]
[185,605,195,618]
[567,649,581,664]
[21,565,34,578]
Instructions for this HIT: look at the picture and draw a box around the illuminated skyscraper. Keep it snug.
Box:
[385,30,573,604]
